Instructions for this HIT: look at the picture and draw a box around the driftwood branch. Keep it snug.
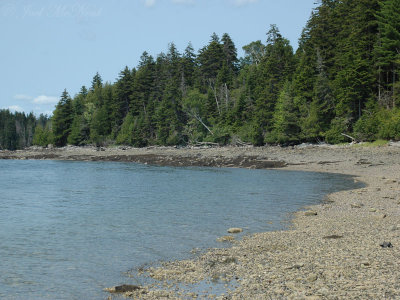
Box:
[192,142,219,147]
[233,138,252,147]
[341,133,357,142]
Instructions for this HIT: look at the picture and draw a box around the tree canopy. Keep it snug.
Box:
[1,0,399,150]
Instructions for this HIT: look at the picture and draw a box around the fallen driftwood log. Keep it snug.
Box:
[191,142,220,147]
[341,133,357,142]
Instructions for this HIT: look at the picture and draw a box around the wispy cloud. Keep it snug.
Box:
[143,0,156,7]
[33,95,58,104]
[142,0,196,8]
[10,94,57,114]
[34,108,54,116]
[171,0,195,5]
[8,105,23,112]
[233,0,258,6]
[0,3,102,19]
[14,94,32,100]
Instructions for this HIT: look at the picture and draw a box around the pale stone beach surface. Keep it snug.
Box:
[1,144,400,299]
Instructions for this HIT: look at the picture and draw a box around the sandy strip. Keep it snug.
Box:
[2,145,400,299]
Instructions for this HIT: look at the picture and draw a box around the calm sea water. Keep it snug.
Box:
[0,160,362,299]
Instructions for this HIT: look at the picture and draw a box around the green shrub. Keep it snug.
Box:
[377,108,400,140]
[353,111,379,142]
[325,117,350,144]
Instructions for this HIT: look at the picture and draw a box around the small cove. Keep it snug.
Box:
[0,160,363,299]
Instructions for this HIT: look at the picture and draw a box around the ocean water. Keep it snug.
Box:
[0,160,362,299]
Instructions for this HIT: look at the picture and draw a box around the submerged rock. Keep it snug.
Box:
[227,228,243,234]
[217,235,235,242]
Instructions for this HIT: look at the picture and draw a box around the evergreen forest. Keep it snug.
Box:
[1,0,400,150]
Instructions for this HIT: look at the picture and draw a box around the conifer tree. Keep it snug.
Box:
[375,0,400,108]
[221,33,238,73]
[181,42,196,88]
[91,72,103,90]
[254,25,295,137]
[114,66,134,130]
[52,89,73,146]
[269,81,300,144]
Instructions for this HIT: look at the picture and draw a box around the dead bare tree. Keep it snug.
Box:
[187,110,213,135]
[208,78,221,115]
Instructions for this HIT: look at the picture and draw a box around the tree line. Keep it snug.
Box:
[1,0,399,150]
[0,110,38,150]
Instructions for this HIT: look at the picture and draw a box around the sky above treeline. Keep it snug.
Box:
[0,0,317,116]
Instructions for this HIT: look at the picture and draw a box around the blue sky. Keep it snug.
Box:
[0,0,317,116]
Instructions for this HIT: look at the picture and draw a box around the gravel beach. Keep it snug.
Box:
[2,144,400,299]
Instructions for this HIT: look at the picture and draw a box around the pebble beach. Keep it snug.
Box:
[1,144,400,299]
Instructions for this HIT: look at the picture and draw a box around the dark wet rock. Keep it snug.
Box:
[323,235,343,239]
[380,242,393,248]
[105,284,141,293]
[0,150,287,169]
[318,160,343,165]
[357,159,372,165]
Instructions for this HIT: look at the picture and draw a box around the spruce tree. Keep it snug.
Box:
[52,89,73,146]
[375,0,400,108]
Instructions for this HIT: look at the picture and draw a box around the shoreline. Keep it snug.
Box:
[0,145,287,169]
[2,145,400,299]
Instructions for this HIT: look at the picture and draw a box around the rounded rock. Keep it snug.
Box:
[227,228,243,234]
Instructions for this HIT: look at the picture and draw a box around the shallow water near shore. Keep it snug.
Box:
[0,160,363,299]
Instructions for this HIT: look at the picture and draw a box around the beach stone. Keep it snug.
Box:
[307,274,318,282]
[369,208,377,212]
[287,263,304,269]
[318,287,329,296]
[351,203,363,208]
[361,261,370,267]
[275,288,285,295]
[304,210,318,216]
[227,228,243,234]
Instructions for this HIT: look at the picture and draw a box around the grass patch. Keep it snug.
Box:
[353,139,389,148]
